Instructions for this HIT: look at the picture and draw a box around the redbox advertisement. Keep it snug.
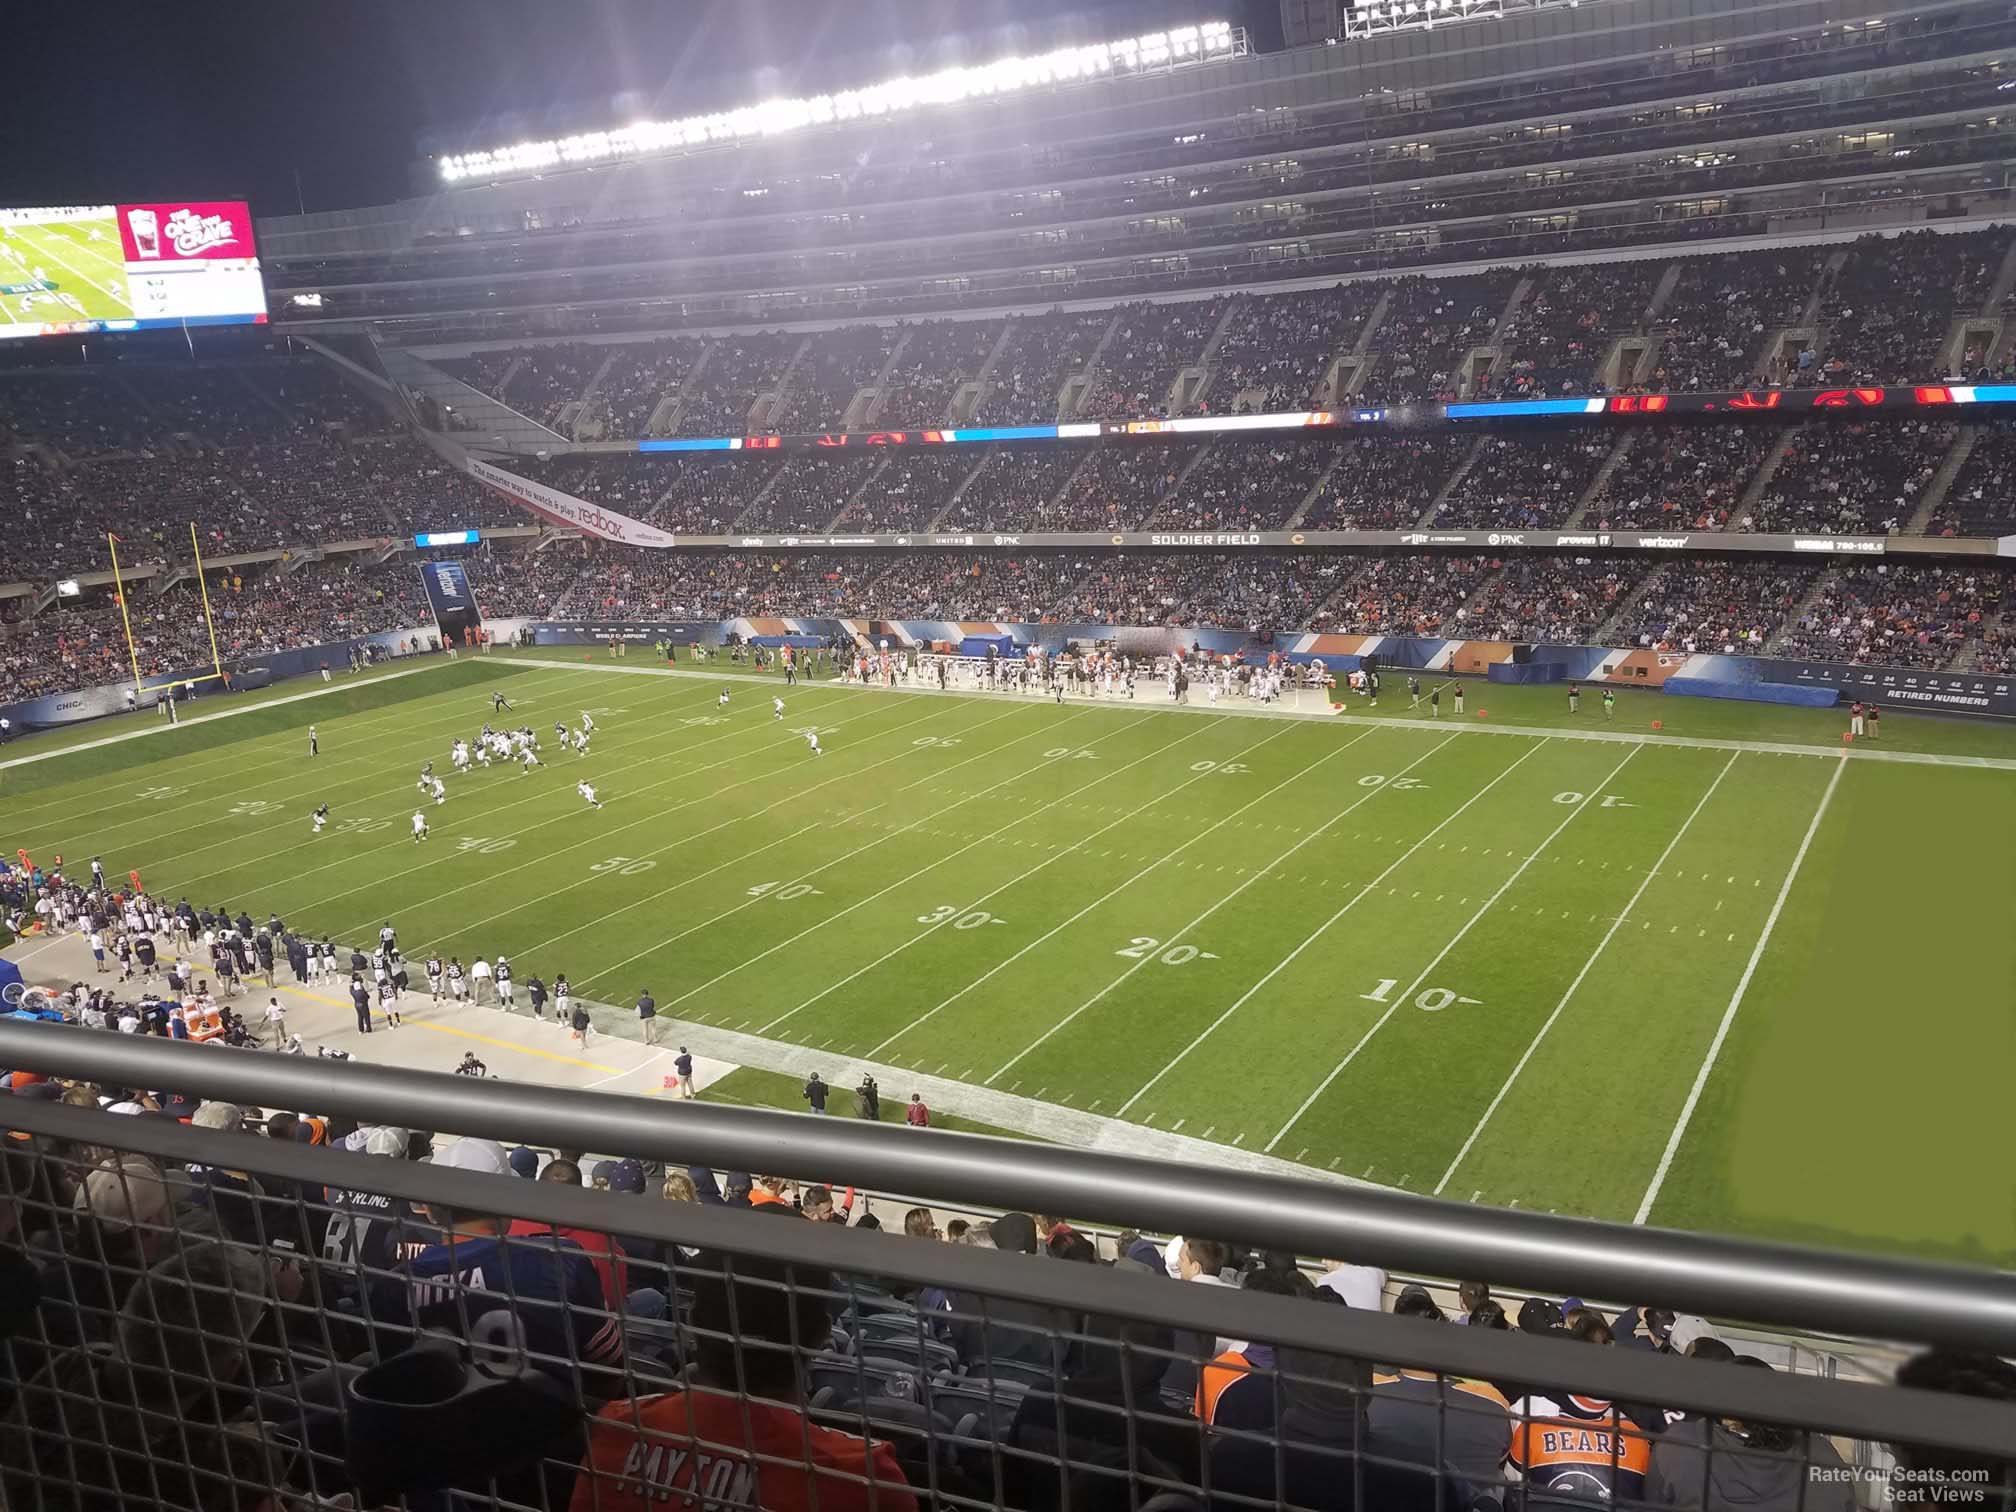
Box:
[116,201,258,262]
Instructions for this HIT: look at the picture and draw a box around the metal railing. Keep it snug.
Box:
[2,1021,2014,1512]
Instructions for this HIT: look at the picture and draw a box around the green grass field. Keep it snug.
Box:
[0,211,133,331]
[5,651,2012,1265]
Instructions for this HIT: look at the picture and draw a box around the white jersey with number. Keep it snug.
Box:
[411,813,427,835]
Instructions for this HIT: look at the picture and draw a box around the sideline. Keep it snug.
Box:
[502,657,2016,771]
[2,927,1386,1191]
[583,1018,1389,1190]
[0,659,467,773]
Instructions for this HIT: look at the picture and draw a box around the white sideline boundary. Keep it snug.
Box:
[0,660,460,772]
[1432,749,1743,1196]
[1632,753,1850,1225]
[585,1020,1391,1191]
[1263,742,1646,1152]
[502,658,2016,771]
[1116,735,1549,1119]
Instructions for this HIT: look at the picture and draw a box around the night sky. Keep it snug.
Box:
[4,0,1277,219]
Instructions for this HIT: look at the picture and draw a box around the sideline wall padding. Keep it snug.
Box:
[1666,677,1839,708]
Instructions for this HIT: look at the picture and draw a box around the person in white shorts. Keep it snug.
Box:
[805,730,822,757]
[578,781,603,810]
[773,697,785,721]
[411,811,430,843]
[494,955,515,1011]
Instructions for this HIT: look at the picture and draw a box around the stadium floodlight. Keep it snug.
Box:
[436,21,1245,184]
[1345,0,1602,38]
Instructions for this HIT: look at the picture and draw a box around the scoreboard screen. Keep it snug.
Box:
[0,200,268,340]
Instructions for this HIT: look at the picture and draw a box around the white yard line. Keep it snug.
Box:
[308,691,962,931]
[77,672,715,869]
[611,709,1185,1004]
[582,1018,1396,1188]
[871,725,1370,1061]
[500,657,2016,771]
[0,660,461,772]
[1632,753,1849,1226]
[984,727,1408,1084]
[487,703,1092,976]
[12,666,594,837]
[1432,749,1742,1196]
[1116,735,1545,1119]
[758,715,1235,1034]
[1264,742,1646,1152]
[16,226,130,304]
[173,686,887,904]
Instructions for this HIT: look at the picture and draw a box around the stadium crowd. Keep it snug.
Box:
[1774,564,2007,669]
[935,450,1086,534]
[973,311,1113,424]
[873,318,1003,429]
[5,928,2010,1512]
[1613,560,1819,655]
[1206,287,1378,414]
[1431,432,1616,530]
[8,544,2012,705]
[325,226,2013,441]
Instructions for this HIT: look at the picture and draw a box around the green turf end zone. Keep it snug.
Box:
[5,652,2012,1264]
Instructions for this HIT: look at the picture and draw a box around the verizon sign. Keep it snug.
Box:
[468,459,679,547]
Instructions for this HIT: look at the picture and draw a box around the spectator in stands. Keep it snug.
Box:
[2,1241,291,1512]
[1008,1310,1195,1512]
[1366,1359,1515,1493]
[1648,1358,1857,1512]
[1888,1352,2016,1512]
[571,1232,917,1512]
[394,1137,626,1396]
[1208,1345,1371,1512]
[948,1212,1065,1367]
[1316,1254,1388,1310]
[1508,1328,1656,1505]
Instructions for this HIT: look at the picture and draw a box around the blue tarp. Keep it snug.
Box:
[958,635,1016,658]
[1665,677,1838,708]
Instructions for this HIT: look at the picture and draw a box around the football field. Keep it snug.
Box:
[0,211,133,330]
[4,652,2012,1266]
